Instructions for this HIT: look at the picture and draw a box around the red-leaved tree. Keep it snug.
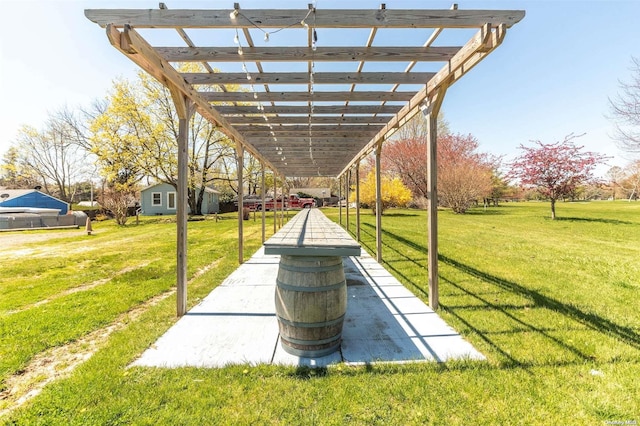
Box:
[437,133,497,213]
[508,134,608,219]
[383,133,496,213]
[382,137,429,199]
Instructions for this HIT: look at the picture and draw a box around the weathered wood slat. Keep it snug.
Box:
[202,91,414,102]
[85,9,526,29]
[259,148,362,154]
[183,72,436,85]
[266,147,363,154]
[248,137,366,144]
[265,158,360,165]
[157,46,458,62]
[235,124,384,132]
[264,209,361,256]
[227,115,390,124]
[215,105,401,115]
[241,129,379,138]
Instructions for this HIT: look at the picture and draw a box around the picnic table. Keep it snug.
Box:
[264,208,361,357]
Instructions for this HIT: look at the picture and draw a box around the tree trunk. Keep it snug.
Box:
[187,188,197,214]
[196,187,205,215]
[550,198,556,220]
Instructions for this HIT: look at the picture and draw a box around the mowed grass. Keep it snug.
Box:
[2,202,640,424]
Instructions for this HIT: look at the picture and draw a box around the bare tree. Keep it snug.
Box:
[606,165,626,200]
[609,56,640,153]
[618,160,640,201]
[13,113,90,202]
[99,185,137,225]
[394,111,450,141]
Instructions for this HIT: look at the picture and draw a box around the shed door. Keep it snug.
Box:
[167,192,176,210]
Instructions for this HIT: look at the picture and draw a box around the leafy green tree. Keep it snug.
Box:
[486,169,510,207]
[90,66,237,215]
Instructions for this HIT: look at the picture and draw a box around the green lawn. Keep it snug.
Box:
[1,202,639,425]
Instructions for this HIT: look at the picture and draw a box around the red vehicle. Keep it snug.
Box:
[256,194,315,211]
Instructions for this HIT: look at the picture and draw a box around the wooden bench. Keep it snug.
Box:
[264,209,361,357]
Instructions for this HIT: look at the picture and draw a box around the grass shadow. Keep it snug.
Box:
[355,221,640,366]
[362,222,425,254]
[440,255,640,352]
[289,366,329,380]
[379,212,420,218]
[553,217,636,225]
[462,209,507,216]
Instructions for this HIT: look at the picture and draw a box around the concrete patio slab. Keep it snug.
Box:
[132,248,484,369]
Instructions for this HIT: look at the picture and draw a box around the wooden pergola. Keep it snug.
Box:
[85,4,524,316]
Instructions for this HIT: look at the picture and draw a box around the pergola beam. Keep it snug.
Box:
[86,9,526,29]
[236,124,384,132]
[247,137,368,144]
[157,46,458,63]
[227,116,390,125]
[201,91,414,103]
[268,148,358,153]
[241,130,379,138]
[184,72,436,86]
[215,105,402,115]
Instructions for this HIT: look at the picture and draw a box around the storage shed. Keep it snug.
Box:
[0,190,69,214]
[141,183,220,215]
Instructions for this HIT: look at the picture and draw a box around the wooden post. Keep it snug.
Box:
[346,170,350,233]
[261,165,266,243]
[280,176,285,226]
[171,91,193,317]
[272,171,277,232]
[375,142,383,263]
[285,186,289,221]
[423,87,447,311]
[338,175,343,226]
[355,162,361,242]
[236,142,244,264]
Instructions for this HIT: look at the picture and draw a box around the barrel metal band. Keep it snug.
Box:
[278,262,343,273]
[276,314,345,328]
[276,279,345,293]
[280,341,341,358]
[282,333,342,346]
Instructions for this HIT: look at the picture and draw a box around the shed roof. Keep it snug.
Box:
[0,189,67,205]
[85,5,524,178]
[0,189,35,202]
[141,183,221,194]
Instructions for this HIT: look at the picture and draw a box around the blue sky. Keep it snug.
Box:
[1,0,639,176]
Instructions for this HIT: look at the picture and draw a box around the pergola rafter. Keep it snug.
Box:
[86,4,524,314]
[183,72,436,85]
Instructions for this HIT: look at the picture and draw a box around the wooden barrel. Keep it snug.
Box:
[275,255,347,357]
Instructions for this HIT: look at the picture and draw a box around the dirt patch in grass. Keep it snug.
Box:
[0,230,82,249]
[6,260,157,315]
[0,230,88,259]
[0,257,222,418]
